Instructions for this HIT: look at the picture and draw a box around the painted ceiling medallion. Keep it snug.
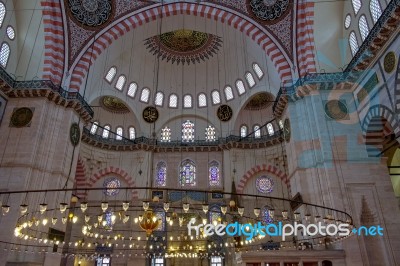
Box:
[68,0,113,27]
[324,100,348,120]
[100,96,129,113]
[10,107,34,128]
[144,29,223,65]
[245,92,275,110]
[248,0,290,22]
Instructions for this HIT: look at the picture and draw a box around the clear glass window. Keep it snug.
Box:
[0,3,5,28]
[182,120,195,142]
[0,42,10,67]
[205,125,216,142]
[116,127,123,140]
[349,31,359,56]
[267,123,274,136]
[370,0,382,23]
[236,80,246,95]
[140,88,150,103]
[115,75,126,91]
[169,94,178,108]
[240,125,248,137]
[102,125,111,139]
[352,0,362,15]
[105,67,117,83]
[155,92,164,106]
[90,121,99,135]
[161,127,171,142]
[211,90,221,105]
[253,63,264,79]
[359,15,369,41]
[127,82,137,98]
[224,86,234,101]
[129,127,135,140]
[254,125,261,138]
[245,72,256,88]
[198,93,207,107]
[184,94,192,108]
[6,26,15,40]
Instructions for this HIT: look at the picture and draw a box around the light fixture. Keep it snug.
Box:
[18,204,28,215]
[123,215,130,223]
[254,208,260,217]
[42,217,48,226]
[85,215,90,223]
[138,215,143,222]
[183,203,190,213]
[294,212,300,221]
[229,200,236,207]
[202,204,209,214]
[52,217,57,225]
[39,203,47,214]
[268,209,275,219]
[163,202,170,212]
[122,201,130,212]
[305,213,311,221]
[97,215,103,223]
[111,214,117,225]
[282,210,288,219]
[72,216,78,223]
[237,206,244,216]
[143,201,149,211]
[221,205,227,215]
[139,210,160,236]
[59,203,68,213]
[80,202,88,213]
[101,202,108,212]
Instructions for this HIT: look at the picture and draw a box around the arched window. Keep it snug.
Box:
[209,205,221,225]
[102,125,111,139]
[262,205,274,224]
[267,123,274,136]
[183,95,192,108]
[127,82,138,98]
[155,92,164,106]
[209,161,220,186]
[6,26,15,40]
[254,124,261,138]
[279,120,284,129]
[198,93,207,107]
[140,88,150,103]
[155,161,167,187]
[154,210,165,231]
[205,125,216,142]
[161,127,171,142]
[352,0,362,15]
[0,3,6,28]
[240,125,248,137]
[252,63,264,79]
[0,42,10,67]
[116,127,123,140]
[349,31,359,56]
[370,0,382,24]
[245,72,256,88]
[211,90,221,105]
[179,159,196,187]
[90,121,99,135]
[115,75,126,91]
[169,94,178,108]
[359,15,369,41]
[344,14,351,29]
[128,127,135,140]
[182,120,195,142]
[105,67,117,83]
[236,80,246,95]
[224,86,234,101]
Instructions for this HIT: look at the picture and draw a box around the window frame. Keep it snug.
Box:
[169,94,178,108]
[183,94,193,109]
[349,31,359,56]
[211,90,221,105]
[0,2,6,28]
[140,87,150,103]
[0,42,10,68]
[161,126,171,142]
[128,126,136,140]
[104,66,117,84]
[114,75,126,91]
[6,25,15,40]
[102,124,111,139]
[198,93,207,108]
[115,126,123,140]
[224,86,234,101]
[240,124,248,138]
[252,62,264,79]
[344,13,352,29]
[154,91,165,107]
[90,121,99,135]
[245,71,256,88]
[369,0,382,24]
[254,124,261,138]
[179,159,197,187]
[155,161,167,187]
[127,82,138,98]
[236,79,246,95]
[352,0,362,15]
[358,15,369,41]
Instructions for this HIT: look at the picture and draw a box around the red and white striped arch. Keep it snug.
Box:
[41,0,65,85]
[68,2,294,91]
[236,164,290,194]
[296,1,316,77]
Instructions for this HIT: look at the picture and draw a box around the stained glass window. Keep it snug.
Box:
[102,125,111,139]
[169,94,178,108]
[129,127,136,140]
[116,127,123,140]
[209,161,220,186]
[209,205,221,224]
[262,206,274,224]
[155,92,164,106]
[0,42,10,67]
[127,82,137,98]
[245,72,256,88]
[115,75,126,91]
[90,121,99,135]
[156,161,167,187]
[359,15,369,41]
[240,125,248,137]
[254,125,261,138]
[179,159,196,187]
[104,211,113,230]
[370,0,382,24]
[267,123,274,136]
[236,80,246,95]
[105,67,117,83]
[103,177,121,196]
[253,63,264,79]
[205,125,216,142]
[256,176,274,194]
[211,90,221,105]
[182,120,195,142]
[198,93,207,107]
[140,88,150,103]
[224,86,234,101]
[161,127,171,142]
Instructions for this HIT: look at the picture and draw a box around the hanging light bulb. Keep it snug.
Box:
[315,215,321,223]
[138,215,143,222]
[42,217,48,226]
[2,205,10,216]
[202,218,207,225]
[179,217,184,227]
[268,209,275,219]
[305,213,311,221]
[101,202,108,212]
[294,212,301,221]
[163,202,170,212]
[202,204,209,214]
[80,202,88,213]
[62,217,67,224]
[142,201,149,211]
[59,203,68,213]
[84,215,90,223]
[19,204,28,215]
[221,205,227,215]
[52,217,57,225]
[254,208,261,217]
[111,214,117,225]
[134,217,139,224]
[123,215,130,223]
[122,202,130,212]
[39,203,48,214]
[237,206,244,216]
[72,216,78,223]
[94,222,98,228]
[183,203,190,213]
[97,215,103,223]
[229,200,236,208]
[282,210,288,220]
[166,216,171,222]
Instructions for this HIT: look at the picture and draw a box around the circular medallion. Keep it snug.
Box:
[283,118,290,142]
[70,123,80,146]
[247,0,291,22]
[103,177,121,196]
[143,106,159,123]
[10,107,33,127]
[324,100,348,120]
[217,105,233,122]
[256,176,274,193]
[384,52,396,73]
[68,0,113,28]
